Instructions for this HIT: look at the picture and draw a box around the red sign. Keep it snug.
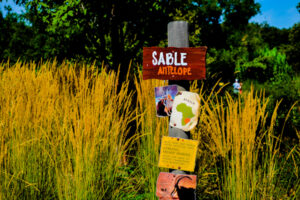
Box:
[143,47,207,80]
[156,172,197,199]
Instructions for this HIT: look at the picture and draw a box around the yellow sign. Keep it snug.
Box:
[158,136,198,172]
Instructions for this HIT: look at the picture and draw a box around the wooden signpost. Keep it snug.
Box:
[143,47,207,80]
[143,21,207,200]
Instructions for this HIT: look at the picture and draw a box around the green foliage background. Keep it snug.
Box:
[0,0,299,153]
[0,1,299,199]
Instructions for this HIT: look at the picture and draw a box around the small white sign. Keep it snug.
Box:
[170,91,200,131]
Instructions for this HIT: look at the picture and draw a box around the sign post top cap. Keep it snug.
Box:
[168,21,188,25]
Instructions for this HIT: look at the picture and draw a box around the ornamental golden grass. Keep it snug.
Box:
[0,61,298,200]
[0,61,136,200]
[134,72,169,199]
[193,85,299,199]
[200,90,270,199]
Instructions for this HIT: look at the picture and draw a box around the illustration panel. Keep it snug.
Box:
[156,172,197,200]
[155,85,178,117]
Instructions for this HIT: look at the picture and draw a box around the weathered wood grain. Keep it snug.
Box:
[143,47,207,80]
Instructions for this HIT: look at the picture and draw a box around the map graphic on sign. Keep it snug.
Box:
[170,91,200,131]
[176,103,195,126]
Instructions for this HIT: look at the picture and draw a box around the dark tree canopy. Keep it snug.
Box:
[4,1,259,66]
[0,0,298,79]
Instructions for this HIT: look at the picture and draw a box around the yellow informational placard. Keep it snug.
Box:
[158,136,198,172]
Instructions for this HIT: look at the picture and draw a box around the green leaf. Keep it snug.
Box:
[67,10,73,17]
[62,13,68,21]
[39,2,49,8]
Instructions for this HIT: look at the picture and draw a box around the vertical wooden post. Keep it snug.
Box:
[168,21,190,174]
[168,21,190,91]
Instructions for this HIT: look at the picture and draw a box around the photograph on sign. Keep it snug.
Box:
[158,136,198,172]
[155,85,178,117]
[143,47,207,80]
[170,91,200,131]
[156,172,197,200]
